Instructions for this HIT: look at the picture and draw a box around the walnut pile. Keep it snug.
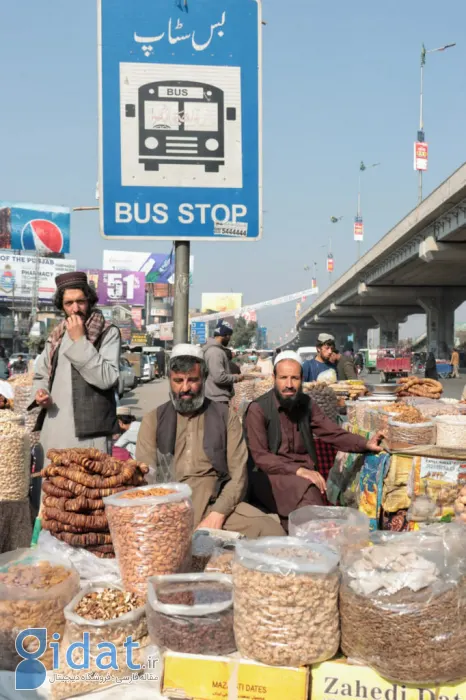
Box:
[75,588,144,620]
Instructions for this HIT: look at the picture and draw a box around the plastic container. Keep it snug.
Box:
[340,530,466,684]
[435,415,466,449]
[387,419,435,451]
[64,581,147,647]
[289,506,370,554]
[104,484,194,595]
[0,550,79,671]
[232,537,340,667]
[0,417,30,501]
[147,573,235,655]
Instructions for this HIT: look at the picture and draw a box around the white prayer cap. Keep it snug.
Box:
[170,343,205,362]
[274,351,302,367]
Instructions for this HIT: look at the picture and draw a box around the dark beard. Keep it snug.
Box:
[170,388,205,415]
[274,386,306,415]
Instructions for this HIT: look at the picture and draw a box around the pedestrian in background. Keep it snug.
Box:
[203,320,245,404]
[303,333,336,382]
[451,347,460,378]
[425,352,439,380]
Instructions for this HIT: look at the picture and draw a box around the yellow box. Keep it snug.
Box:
[311,658,466,700]
[162,651,309,700]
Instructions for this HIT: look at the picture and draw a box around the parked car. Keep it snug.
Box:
[141,354,155,382]
[118,358,137,397]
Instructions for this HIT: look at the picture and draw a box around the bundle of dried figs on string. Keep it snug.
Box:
[38,448,149,558]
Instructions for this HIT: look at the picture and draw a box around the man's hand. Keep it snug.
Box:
[35,389,52,408]
[296,467,327,494]
[235,375,245,383]
[197,511,227,531]
[66,314,85,342]
[366,431,386,453]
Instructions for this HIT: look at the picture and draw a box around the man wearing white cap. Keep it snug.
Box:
[245,351,384,529]
[303,333,336,382]
[136,344,284,537]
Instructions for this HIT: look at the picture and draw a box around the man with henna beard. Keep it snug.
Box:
[245,351,385,530]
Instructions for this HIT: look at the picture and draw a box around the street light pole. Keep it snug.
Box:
[356,161,380,260]
[417,42,456,205]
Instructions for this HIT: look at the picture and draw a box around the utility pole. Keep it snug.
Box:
[356,161,379,260]
[173,241,190,345]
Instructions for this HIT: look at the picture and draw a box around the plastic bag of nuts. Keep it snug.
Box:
[191,529,243,572]
[387,419,435,451]
[104,484,194,595]
[0,417,31,501]
[232,537,340,667]
[0,549,79,671]
[146,573,236,655]
[205,547,235,575]
[289,506,370,554]
[64,581,147,648]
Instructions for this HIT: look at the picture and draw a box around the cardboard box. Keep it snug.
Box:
[311,658,466,700]
[162,651,309,700]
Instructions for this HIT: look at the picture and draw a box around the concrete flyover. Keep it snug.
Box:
[297,162,466,357]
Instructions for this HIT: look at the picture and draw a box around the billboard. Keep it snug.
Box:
[0,253,76,302]
[414,142,428,171]
[84,270,145,306]
[353,216,364,242]
[131,307,143,330]
[160,323,173,341]
[201,293,243,313]
[0,202,71,254]
[103,250,194,284]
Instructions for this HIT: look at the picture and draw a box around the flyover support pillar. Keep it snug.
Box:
[375,314,403,348]
[418,290,466,359]
[349,323,373,350]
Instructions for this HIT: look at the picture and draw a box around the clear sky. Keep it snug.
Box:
[0,0,464,343]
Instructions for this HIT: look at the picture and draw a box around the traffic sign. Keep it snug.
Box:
[191,321,207,345]
[98,0,262,242]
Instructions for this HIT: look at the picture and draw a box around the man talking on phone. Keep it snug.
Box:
[32,272,121,457]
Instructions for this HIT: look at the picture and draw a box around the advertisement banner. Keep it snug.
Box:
[0,202,71,254]
[241,310,257,323]
[414,141,428,171]
[85,270,145,306]
[191,321,207,345]
[201,293,243,313]
[311,277,317,291]
[160,323,174,341]
[118,320,132,342]
[131,307,143,330]
[151,307,170,317]
[131,332,147,345]
[327,254,334,273]
[354,216,364,241]
[0,253,76,302]
[103,250,194,284]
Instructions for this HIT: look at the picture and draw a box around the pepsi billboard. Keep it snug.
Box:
[0,202,71,254]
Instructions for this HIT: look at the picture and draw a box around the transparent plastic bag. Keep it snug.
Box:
[0,549,79,671]
[232,537,340,667]
[435,415,466,448]
[36,530,121,586]
[104,484,193,595]
[289,506,370,554]
[387,418,435,450]
[205,547,235,574]
[317,368,337,384]
[340,530,466,684]
[191,529,242,572]
[147,573,235,655]
[0,418,30,501]
[64,581,147,647]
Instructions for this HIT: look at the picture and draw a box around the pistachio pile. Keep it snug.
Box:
[75,588,144,620]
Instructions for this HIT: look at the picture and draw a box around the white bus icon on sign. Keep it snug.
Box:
[125,80,237,173]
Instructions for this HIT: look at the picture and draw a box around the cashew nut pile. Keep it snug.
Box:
[232,544,340,667]
[40,448,149,558]
[105,485,194,595]
[0,557,79,671]
[0,419,30,501]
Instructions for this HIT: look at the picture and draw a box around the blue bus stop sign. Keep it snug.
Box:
[98,0,262,242]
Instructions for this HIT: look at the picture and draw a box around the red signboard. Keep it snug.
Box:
[327,254,334,273]
[414,142,428,171]
[354,217,364,241]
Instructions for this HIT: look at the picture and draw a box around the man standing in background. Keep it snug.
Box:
[303,333,336,382]
[451,347,460,378]
[203,320,245,403]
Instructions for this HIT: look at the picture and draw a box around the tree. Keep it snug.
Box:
[231,317,258,349]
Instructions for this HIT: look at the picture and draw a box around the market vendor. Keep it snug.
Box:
[31,271,121,456]
[330,348,358,381]
[302,333,336,382]
[114,406,141,459]
[136,344,284,538]
[244,351,384,529]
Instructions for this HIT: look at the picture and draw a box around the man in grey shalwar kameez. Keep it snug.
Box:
[32,271,121,458]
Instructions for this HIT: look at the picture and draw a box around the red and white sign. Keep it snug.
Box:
[241,310,257,323]
[354,218,364,242]
[131,307,142,330]
[311,278,317,291]
[327,254,334,273]
[414,142,428,171]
